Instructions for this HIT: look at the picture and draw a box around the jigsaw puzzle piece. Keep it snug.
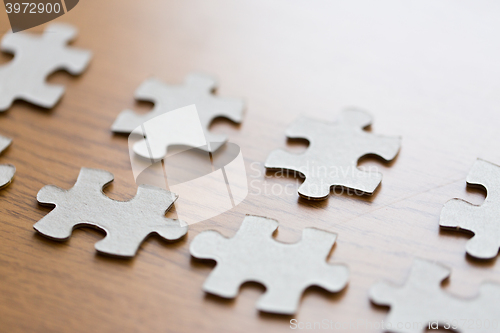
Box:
[112,74,244,153]
[34,168,187,257]
[0,23,91,111]
[190,215,348,314]
[265,110,400,200]
[440,159,500,259]
[370,258,500,333]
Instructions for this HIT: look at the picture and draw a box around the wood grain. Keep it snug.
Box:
[1,1,500,332]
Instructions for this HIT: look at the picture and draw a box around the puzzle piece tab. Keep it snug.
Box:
[112,73,244,153]
[440,158,500,259]
[265,109,401,200]
[190,215,349,314]
[34,168,187,257]
[370,258,500,333]
[0,135,15,189]
[0,23,92,111]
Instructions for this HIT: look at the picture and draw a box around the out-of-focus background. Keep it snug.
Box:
[1,1,500,332]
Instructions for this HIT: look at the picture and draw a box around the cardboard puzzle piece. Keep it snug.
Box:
[34,168,187,258]
[190,215,349,314]
[112,73,244,153]
[0,23,92,111]
[0,135,15,189]
[265,109,401,200]
[440,158,500,259]
[370,258,500,333]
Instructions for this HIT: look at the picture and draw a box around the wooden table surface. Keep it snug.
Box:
[1,1,500,332]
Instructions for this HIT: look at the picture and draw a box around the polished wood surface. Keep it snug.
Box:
[1,1,499,332]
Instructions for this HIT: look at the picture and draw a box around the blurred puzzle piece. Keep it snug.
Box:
[112,73,244,153]
[370,258,500,333]
[0,22,92,111]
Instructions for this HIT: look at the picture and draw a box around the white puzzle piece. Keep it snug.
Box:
[440,158,500,259]
[112,73,244,153]
[0,23,92,111]
[190,215,349,314]
[265,109,401,200]
[370,258,500,333]
[34,168,187,258]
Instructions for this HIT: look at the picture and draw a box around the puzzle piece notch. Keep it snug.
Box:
[0,135,15,189]
[0,23,92,111]
[370,258,500,333]
[112,73,245,153]
[440,158,500,259]
[34,167,187,257]
[265,109,401,200]
[190,215,349,314]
